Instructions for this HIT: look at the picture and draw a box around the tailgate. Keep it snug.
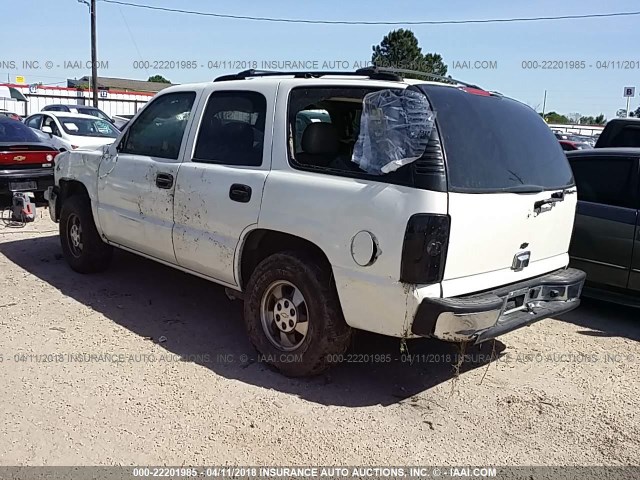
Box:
[443,190,576,297]
[413,84,577,297]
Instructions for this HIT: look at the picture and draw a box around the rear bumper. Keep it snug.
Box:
[412,268,586,343]
[0,168,54,194]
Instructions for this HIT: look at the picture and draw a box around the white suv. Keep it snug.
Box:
[46,69,585,376]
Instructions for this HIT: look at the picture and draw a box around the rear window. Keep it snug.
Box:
[416,85,575,193]
[0,118,41,143]
[610,126,640,148]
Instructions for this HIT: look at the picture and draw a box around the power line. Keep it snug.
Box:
[99,1,640,26]
[117,6,149,77]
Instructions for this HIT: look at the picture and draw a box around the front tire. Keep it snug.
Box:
[243,251,351,377]
[59,195,113,273]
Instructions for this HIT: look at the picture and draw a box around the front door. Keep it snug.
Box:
[97,91,198,263]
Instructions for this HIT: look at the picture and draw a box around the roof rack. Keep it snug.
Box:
[213,67,482,90]
[214,68,403,82]
[368,67,482,89]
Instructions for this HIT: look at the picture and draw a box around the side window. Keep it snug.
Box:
[43,116,61,137]
[560,142,572,151]
[193,90,266,166]
[26,115,42,129]
[121,92,196,160]
[288,87,369,173]
[570,157,638,208]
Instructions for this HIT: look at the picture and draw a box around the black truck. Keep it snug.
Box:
[595,118,640,148]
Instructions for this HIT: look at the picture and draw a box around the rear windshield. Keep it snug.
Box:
[416,85,575,193]
[608,125,640,148]
[0,117,41,143]
[77,108,111,121]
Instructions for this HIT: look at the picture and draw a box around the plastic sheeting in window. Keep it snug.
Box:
[352,89,435,175]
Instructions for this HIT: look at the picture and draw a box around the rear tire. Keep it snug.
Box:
[59,195,112,273]
[243,251,351,377]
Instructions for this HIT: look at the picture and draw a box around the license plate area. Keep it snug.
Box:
[500,286,541,318]
[9,181,37,192]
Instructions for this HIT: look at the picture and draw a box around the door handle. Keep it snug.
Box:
[155,173,174,189]
[229,184,252,203]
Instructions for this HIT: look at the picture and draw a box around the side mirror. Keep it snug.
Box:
[42,125,53,135]
[106,142,119,156]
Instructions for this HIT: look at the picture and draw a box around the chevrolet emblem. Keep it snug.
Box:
[13,155,26,162]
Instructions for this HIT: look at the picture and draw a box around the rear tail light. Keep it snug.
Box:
[461,87,491,96]
[400,214,450,284]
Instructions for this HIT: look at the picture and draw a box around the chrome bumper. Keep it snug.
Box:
[411,268,586,343]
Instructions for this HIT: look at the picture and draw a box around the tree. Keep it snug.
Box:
[371,29,448,77]
[629,107,640,118]
[567,113,582,124]
[543,111,570,124]
[148,75,171,84]
[579,114,606,125]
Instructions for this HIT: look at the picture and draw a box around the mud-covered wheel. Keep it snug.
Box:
[59,195,113,273]
[243,251,352,377]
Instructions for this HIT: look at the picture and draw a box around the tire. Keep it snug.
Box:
[243,251,352,377]
[59,194,113,273]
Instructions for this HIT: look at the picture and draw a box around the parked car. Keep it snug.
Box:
[572,134,597,147]
[46,69,585,376]
[112,114,135,130]
[0,116,58,198]
[567,148,640,306]
[42,104,114,124]
[595,118,640,148]
[24,112,119,150]
[559,139,592,151]
[0,109,21,121]
[29,126,69,152]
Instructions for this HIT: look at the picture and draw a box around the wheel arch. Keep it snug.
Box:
[52,179,91,222]
[238,229,333,290]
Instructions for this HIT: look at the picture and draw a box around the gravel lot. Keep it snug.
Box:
[0,215,639,466]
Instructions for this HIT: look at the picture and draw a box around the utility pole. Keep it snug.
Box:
[541,90,547,119]
[78,0,98,107]
[626,96,631,118]
[90,0,98,107]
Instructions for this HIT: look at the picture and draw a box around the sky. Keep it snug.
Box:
[1,0,639,120]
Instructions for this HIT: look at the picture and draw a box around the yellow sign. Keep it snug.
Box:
[15,75,25,84]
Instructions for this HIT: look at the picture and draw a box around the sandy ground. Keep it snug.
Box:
[0,214,638,466]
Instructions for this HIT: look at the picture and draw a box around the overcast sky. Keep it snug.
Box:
[2,0,639,119]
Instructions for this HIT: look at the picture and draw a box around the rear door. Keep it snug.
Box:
[415,85,577,297]
[568,154,638,289]
[172,87,273,286]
